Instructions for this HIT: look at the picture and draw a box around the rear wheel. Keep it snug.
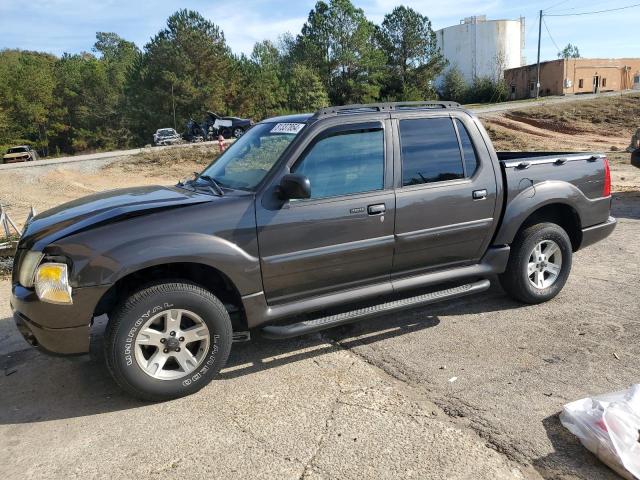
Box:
[233,127,245,138]
[499,223,573,304]
[105,281,232,401]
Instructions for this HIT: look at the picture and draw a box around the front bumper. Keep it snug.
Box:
[2,156,29,164]
[155,138,181,146]
[579,216,617,250]
[11,283,110,355]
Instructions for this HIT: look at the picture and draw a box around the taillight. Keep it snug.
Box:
[603,156,611,197]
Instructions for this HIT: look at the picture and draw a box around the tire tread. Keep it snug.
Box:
[104,280,231,401]
[499,223,572,304]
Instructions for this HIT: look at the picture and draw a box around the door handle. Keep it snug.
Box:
[472,189,488,200]
[367,204,386,215]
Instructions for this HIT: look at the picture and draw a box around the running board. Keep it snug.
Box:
[260,279,490,340]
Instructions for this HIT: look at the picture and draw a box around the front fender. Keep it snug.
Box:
[57,232,262,296]
[493,180,610,246]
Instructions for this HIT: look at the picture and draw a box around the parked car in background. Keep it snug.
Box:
[2,146,38,164]
[205,112,253,139]
[153,128,182,146]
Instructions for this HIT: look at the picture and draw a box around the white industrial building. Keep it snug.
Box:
[436,16,525,84]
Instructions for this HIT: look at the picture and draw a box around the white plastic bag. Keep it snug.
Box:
[560,384,640,480]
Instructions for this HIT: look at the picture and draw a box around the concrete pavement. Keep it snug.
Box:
[0,192,637,479]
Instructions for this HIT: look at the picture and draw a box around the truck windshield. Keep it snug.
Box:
[198,122,302,190]
[7,147,28,153]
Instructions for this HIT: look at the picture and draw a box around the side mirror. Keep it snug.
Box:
[279,173,311,200]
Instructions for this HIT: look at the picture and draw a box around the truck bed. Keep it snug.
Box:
[496,151,599,162]
[495,150,611,236]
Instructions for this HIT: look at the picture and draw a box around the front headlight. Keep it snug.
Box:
[34,263,73,305]
[18,251,44,288]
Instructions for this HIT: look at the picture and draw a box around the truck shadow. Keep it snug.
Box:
[220,284,521,380]
[0,284,523,425]
[612,191,640,220]
[531,414,620,480]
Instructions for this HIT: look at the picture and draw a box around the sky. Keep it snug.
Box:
[0,0,638,65]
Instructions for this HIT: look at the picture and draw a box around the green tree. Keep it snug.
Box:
[235,40,288,119]
[93,33,139,148]
[53,51,119,152]
[0,50,59,153]
[379,6,445,100]
[288,65,329,111]
[439,67,468,103]
[125,9,236,143]
[295,0,386,104]
[467,76,508,104]
[558,43,580,59]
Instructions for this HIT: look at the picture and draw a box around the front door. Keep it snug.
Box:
[392,114,499,277]
[256,120,395,304]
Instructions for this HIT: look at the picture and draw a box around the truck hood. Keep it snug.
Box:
[20,185,215,251]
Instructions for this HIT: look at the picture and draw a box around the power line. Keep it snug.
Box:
[542,0,572,12]
[542,17,562,53]
[549,0,613,13]
[545,2,640,16]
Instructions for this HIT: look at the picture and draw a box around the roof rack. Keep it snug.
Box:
[312,101,461,118]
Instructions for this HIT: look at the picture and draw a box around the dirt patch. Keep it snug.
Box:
[510,93,640,135]
[0,145,222,231]
[504,112,585,136]
[111,144,220,172]
[483,93,640,155]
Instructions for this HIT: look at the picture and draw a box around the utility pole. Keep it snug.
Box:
[171,84,177,130]
[535,9,542,99]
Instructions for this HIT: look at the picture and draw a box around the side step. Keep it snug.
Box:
[261,279,490,340]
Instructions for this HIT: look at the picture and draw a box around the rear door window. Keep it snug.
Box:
[399,118,464,186]
[454,119,479,177]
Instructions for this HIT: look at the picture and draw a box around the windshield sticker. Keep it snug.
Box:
[270,123,305,134]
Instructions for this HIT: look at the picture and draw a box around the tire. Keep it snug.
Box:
[498,223,573,304]
[105,281,232,401]
[233,127,245,138]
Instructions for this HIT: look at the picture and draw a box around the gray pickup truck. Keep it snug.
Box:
[11,101,616,400]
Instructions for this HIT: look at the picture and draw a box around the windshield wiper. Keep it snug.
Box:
[177,178,196,191]
[197,174,225,196]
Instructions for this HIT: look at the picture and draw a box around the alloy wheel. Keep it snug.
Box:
[527,240,562,289]
[134,309,210,380]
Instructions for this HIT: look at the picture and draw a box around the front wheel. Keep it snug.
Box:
[105,281,232,401]
[499,223,573,304]
[233,127,245,138]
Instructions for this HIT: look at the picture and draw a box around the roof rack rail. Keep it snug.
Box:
[312,101,461,118]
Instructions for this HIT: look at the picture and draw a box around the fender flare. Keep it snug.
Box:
[72,232,262,296]
[493,180,588,246]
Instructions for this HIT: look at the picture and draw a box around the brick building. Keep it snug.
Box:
[504,58,640,100]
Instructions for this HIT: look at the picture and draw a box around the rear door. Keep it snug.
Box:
[392,113,499,277]
[256,119,395,304]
